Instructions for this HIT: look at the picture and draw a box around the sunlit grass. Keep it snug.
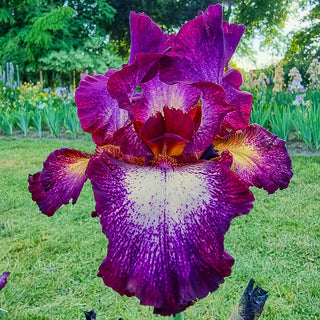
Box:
[0,138,319,319]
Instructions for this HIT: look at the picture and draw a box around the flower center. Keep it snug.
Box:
[135,105,202,157]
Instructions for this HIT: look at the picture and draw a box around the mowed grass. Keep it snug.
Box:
[0,137,319,320]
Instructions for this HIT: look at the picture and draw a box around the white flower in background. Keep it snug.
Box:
[258,72,267,90]
[292,94,306,106]
[288,67,303,83]
[288,67,306,106]
[248,70,259,90]
[289,79,306,92]
[305,100,312,108]
[307,58,320,90]
[273,65,286,95]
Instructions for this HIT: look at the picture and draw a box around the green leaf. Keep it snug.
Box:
[0,8,15,24]
[25,6,75,49]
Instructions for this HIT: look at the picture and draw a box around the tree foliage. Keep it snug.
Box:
[105,0,293,57]
[25,6,75,49]
[284,1,320,80]
[0,0,120,85]
[1,0,315,85]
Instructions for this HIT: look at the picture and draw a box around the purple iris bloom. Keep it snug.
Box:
[28,5,292,316]
[0,272,10,291]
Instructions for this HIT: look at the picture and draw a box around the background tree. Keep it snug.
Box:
[105,0,292,58]
[283,1,320,83]
[0,0,119,86]
[1,0,314,86]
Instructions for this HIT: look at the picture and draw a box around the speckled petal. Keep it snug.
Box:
[107,53,163,113]
[219,70,253,136]
[75,73,129,146]
[213,124,293,194]
[184,82,235,154]
[159,5,245,84]
[0,272,10,291]
[28,149,93,216]
[135,76,201,122]
[86,152,254,316]
[129,12,174,65]
[223,22,246,67]
[112,124,153,157]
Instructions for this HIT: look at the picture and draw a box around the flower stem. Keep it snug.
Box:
[171,312,184,320]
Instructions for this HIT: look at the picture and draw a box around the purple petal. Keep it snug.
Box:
[75,73,129,146]
[0,272,10,291]
[223,22,246,67]
[135,79,234,155]
[112,124,152,157]
[107,53,163,113]
[75,72,152,156]
[129,12,174,65]
[134,77,235,153]
[135,76,201,122]
[184,82,235,154]
[213,124,293,193]
[86,152,254,316]
[160,5,244,85]
[219,70,253,135]
[28,149,93,216]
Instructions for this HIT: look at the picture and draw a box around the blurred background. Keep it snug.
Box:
[1,1,319,149]
[0,0,319,87]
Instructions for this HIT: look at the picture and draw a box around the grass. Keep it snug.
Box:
[0,137,319,320]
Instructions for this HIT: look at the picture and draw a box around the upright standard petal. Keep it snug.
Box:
[160,5,224,84]
[218,70,253,136]
[213,124,293,194]
[75,73,129,146]
[159,5,245,85]
[134,79,234,155]
[28,149,93,216]
[108,53,164,113]
[0,272,10,291]
[223,22,246,67]
[136,76,201,122]
[86,152,254,316]
[184,82,235,154]
[129,12,174,65]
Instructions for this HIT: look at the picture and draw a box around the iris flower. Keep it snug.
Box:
[28,5,292,316]
[0,272,10,291]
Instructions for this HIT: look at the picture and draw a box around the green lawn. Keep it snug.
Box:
[0,138,319,320]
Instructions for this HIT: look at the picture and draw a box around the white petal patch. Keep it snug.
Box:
[124,163,212,228]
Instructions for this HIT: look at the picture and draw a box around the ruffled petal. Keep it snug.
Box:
[135,76,201,123]
[75,73,129,146]
[134,80,234,155]
[184,82,235,154]
[86,152,254,316]
[112,124,152,157]
[219,69,253,136]
[129,12,174,64]
[160,5,224,84]
[159,5,245,85]
[28,149,93,216]
[0,271,10,291]
[223,22,246,66]
[107,53,164,113]
[213,124,293,194]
